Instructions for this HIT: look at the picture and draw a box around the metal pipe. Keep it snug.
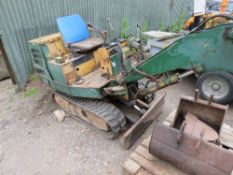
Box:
[194,89,200,101]
[136,99,150,109]
[178,70,195,79]
[137,70,195,98]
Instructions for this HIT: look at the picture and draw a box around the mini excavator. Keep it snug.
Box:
[29,13,233,148]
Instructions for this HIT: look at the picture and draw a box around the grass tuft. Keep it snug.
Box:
[23,87,39,98]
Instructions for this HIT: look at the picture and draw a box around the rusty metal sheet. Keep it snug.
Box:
[184,112,219,142]
[174,96,228,131]
[149,123,233,175]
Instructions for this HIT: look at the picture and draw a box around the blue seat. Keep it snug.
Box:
[57,14,104,52]
[57,14,90,43]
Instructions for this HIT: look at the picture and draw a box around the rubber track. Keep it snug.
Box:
[55,92,126,136]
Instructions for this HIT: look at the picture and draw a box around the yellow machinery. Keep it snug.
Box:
[184,0,230,30]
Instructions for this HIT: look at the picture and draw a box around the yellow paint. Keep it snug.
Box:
[184,0,230,30]
[75,58,97,76]
[120,40,128,48]
[93,48,112,76]
[62,63,74,74]
[184,16,195,30]
[220,0,228,12]
[29,33,69,58]
[122,47,130,60]
[62,63,77,85]
[121,95,129,101]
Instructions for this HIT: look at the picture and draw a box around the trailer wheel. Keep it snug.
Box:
[197,72,233,104]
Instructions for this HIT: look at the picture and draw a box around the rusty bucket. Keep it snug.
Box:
[149,95,233,175]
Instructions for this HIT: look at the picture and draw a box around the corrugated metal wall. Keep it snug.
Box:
[0,0,189,88]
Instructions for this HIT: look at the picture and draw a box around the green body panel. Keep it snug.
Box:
[124,24,233,83]
[29,43,105,99]
[68,86,104,99]
[47,62,67,84]
[47,61,104,99]
[111,53,122,75]
[28,44,54,86]
[52,81,104,99]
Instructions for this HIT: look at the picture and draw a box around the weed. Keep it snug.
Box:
[159,22,167,31]
[140,21,149,42]
[30,73,40,82]
[23,87,39,98]
[159,11,187,33]
[120,17,130,39]
[168,11,187,33]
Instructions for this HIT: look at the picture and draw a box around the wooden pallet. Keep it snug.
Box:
[220,123,233,149]
[122,136,187,175]
[122,110,185,175]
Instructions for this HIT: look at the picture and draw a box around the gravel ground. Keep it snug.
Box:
[0,77,232,175]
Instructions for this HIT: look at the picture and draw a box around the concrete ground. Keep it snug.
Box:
[0,76,232,175]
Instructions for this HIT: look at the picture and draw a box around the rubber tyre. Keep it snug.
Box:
[197,72,233,104]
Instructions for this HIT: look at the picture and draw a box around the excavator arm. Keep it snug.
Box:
[119,14,233,97]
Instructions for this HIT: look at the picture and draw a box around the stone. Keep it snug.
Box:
[53,110,66,122]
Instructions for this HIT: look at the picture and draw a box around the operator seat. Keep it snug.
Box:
[57,14,104,53]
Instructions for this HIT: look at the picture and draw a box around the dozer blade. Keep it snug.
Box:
[149,123,233,175]
[120,93,166,149]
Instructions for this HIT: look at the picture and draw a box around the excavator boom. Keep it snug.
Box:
[123,15,233,84]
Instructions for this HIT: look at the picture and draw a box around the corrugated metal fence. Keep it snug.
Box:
[0,0,189,88]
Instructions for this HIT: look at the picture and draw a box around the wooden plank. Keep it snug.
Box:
[222,124,233,134]
[123,136,187,175]
[220,133,233,149]
[141,137,151,148]
[135,145,159,162]
[136,168,151,175]
[163,121,172,127]
[120,93,166,149]
[130,152,166,175]
[220,123,233,149]
[130,151,186,175]
[123,158,141,175]
[163,109,176,126]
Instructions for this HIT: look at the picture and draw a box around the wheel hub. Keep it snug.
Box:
[211,83,221,91]
[202,77,229,100]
